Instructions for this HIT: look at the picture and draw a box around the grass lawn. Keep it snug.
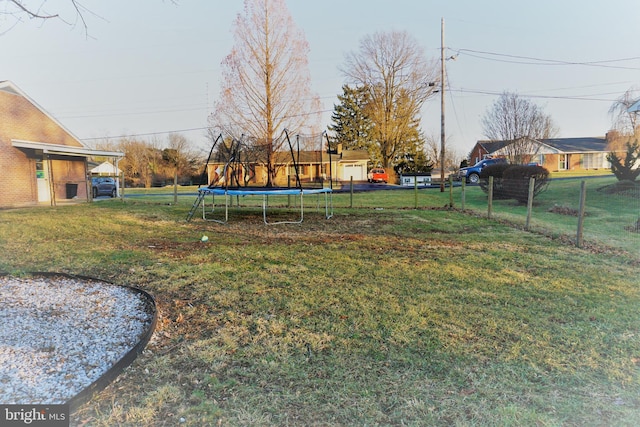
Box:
[1,196,639,426]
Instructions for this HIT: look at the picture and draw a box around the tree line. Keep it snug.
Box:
[95,134,202,188]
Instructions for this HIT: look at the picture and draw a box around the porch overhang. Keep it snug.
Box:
[11,139,124,158]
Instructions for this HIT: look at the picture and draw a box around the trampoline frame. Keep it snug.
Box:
[199,187,333,225]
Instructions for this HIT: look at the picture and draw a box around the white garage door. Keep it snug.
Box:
[341,164,365,181]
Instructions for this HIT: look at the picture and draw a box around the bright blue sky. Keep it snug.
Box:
[2,0,639,157]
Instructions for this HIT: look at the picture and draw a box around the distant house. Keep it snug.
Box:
[205,144,369,187]
[468,140,512,165]
[468,136,621,172]
[0,81,123,208]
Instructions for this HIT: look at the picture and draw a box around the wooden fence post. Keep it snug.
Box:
[525,177,535,230]
[414,175,418,209]
[449,176,454,207]
[350,177,354,208]
[488,176,494,219]
[577,180,587,248]
[173,171,178,205]
[461,178,465,210]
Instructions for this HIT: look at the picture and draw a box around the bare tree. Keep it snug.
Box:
[482,91,558,164]
[1,0,89,34]
[341,30,439,170]
[211,0,321,186]
[609,87,639,137]
[116,138,161,188]
[425,132,460,172]
[165,133,198,179]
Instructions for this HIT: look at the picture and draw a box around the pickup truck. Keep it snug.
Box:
[457,158,507,183]
[367,168,388,183]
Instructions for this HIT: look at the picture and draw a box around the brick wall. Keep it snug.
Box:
[0,88,87,207]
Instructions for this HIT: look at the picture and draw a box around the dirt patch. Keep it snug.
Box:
[548,205,584,217]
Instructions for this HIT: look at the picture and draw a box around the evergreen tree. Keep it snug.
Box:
[329,85,374,155]
[607,140,640,182]
[394,138,433,175]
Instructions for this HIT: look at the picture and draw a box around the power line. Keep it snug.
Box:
[455,48,640,70]
[81,108,335,141]
[449,87,619,102]
[82,127,209,141]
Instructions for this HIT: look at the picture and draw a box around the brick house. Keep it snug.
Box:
[468,136,623,172]
[205,144,370,187]
[467,140,511,165]
[0,81,123,208]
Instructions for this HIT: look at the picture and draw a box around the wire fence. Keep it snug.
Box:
[123,175,640,259]
[332,176,639,258]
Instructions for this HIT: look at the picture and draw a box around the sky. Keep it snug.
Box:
[2,0,639,158]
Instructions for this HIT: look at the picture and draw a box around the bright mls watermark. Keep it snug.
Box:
[0,405,68,426]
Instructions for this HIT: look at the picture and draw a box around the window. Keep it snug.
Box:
[558,154,568,170]
[289,165,307,176]
[582,153,608,169]
[531,154,544,166]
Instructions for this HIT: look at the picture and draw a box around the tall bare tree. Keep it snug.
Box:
[341,30,439,170]
[481,91,558,164]
[609,87,639,138]
[211,0,321,186]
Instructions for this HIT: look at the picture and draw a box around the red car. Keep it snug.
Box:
[367,168,388,183]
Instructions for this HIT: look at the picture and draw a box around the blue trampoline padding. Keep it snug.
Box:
[199,187,332,196]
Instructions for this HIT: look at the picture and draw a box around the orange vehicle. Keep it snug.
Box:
[367,168,388,183]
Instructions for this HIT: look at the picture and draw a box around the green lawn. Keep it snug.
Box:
[1,191,639,426]
[125,176,639,258]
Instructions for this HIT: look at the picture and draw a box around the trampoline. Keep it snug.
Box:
[186,129,335,224]
[198,186,333,224]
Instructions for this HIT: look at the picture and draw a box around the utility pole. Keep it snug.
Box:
[440,17,446,192]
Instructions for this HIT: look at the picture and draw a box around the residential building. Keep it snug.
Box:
[0,81,123,208]
[468,136,623,172]
[205,144,369,187]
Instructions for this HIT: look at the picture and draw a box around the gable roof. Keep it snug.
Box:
[479,136,609,156]
[539,137,607,153]
[0,80,86,147]
[475,140,512,155]
[1,80,123,158]
[211,149,369,164]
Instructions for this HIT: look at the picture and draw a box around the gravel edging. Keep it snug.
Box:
[0,273,156,409]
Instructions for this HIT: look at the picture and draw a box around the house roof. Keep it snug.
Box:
[12,140,124,158]
[210,149,369,164]
[539,137,607,153]
[337,150,370,162]
[478,136,609,155]
[1,80,124,159]
[91,161,122,174]
[0,80,85,147]
[475,140,512,154]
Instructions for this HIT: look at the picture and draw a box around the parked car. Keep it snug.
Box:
[457,158,507,183]
[91,177,117,198]
[367,168,389,183]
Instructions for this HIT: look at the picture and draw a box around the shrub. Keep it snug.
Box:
[607,140,640,182]
[479,163,512,199]
[502,165,550,204]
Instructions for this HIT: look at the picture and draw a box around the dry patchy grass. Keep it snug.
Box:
[0,203,639,426]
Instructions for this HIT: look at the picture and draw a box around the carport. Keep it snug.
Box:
[11,140,123,205]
